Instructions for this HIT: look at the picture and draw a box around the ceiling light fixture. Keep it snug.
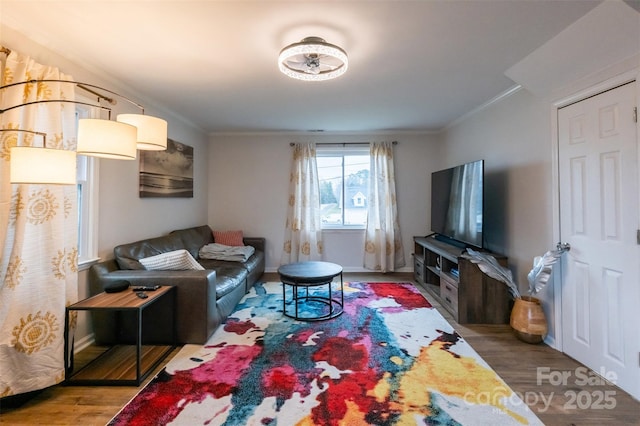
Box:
[278,36,348,82]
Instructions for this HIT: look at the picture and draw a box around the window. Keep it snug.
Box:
[317,146,369,228]
[75,104,99,268]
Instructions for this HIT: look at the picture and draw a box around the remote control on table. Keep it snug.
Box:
[132,285,160,291]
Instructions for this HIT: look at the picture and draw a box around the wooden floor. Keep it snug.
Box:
[1,273,639,425]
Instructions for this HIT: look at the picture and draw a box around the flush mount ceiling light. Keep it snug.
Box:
[279,36,348,81]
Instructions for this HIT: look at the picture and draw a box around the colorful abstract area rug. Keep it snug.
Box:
[109,282,542,425]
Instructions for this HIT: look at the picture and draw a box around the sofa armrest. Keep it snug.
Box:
[91,269,216,289]
[243,237,265,253]
[89,263,218,344]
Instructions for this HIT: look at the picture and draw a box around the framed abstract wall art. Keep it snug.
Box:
[139,138,194,198]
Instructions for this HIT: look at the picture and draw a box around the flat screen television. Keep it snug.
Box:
[430,160,484,248]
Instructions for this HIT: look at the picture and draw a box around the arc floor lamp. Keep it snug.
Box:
[0,79,168,185]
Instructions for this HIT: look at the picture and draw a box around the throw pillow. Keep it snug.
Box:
[139,249,204,271]
[213,230,244,246]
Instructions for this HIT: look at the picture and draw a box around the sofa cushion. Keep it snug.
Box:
[170,225,215,259]
[211,264,248,298]
[140,249,204,271]
[240,250,264,275]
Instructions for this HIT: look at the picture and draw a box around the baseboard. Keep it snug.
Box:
[73,333,95,354]
[543,334,557,350]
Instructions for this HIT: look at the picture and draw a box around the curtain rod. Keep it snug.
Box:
[290,141,397,146]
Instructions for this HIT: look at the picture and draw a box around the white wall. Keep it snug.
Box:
[442,87,560,342]
[443,88,554,281]
[208,133,443,272]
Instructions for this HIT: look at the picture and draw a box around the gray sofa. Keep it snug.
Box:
[89,225,265,344]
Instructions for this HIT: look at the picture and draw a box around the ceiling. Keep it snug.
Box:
[1,1,603,134]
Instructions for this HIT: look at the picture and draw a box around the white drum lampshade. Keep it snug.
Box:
[77,119,137,159]
[117,114,168,150]
[10,146,77,185]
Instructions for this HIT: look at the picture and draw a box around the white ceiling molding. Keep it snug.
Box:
[208,129,442,138]
[505,1,640,96]
[445,85,523,131]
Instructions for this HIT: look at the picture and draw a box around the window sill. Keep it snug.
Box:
[78,257,101,272]
[321,228,365,234]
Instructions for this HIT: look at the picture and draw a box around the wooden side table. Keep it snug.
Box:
[64,286,176,386]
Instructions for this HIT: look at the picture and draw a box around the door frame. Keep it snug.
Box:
[549,69,640,351]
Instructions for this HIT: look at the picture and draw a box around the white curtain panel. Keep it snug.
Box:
[0,49,78,396]
[280,143,324,264]
[364,142,405,272]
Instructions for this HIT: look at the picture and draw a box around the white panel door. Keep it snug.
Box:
[558,82,639,400]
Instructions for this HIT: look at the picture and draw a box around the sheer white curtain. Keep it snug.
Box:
[0,49,78,396]
[363,141,405,272]
[281,143,323,264]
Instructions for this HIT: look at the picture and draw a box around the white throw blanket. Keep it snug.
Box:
[199,243,255,262]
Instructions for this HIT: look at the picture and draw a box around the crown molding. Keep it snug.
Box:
[208,128,442,138]
[444,85,523,131]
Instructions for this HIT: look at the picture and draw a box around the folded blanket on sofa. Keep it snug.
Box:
[199,243,256,262]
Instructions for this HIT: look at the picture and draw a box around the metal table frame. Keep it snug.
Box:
[278,261,344,321]
[64,286,176,386]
